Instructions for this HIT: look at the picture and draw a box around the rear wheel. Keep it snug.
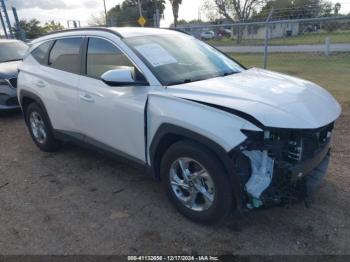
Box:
[160,140,234,224]
[25,103,61,152]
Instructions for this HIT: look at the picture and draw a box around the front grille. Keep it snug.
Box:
[8,78,17,88]
[6,97,19,106]
[287,123,333,162]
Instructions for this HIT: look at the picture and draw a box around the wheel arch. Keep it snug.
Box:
[149,123,243,209]
[19,90,53,130]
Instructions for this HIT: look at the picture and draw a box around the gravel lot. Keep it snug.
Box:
[0,108,349,255]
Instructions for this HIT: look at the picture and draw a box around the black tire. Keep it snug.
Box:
[160,140,234,224]
[25,102,61,152]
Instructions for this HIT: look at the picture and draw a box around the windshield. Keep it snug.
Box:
[125,34,244,86]
[0,41,28,63]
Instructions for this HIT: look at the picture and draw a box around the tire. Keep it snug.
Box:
[160,140,234,224]
[25,102,61,152]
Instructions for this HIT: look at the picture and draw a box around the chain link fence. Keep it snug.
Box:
[176,16,350,67]
[176,15,350,104]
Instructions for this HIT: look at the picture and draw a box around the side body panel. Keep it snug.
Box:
[146,94,261,165]
[18,49,80,133]
[75,77,163,162]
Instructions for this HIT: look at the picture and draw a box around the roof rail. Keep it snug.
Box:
[42,27,124,39]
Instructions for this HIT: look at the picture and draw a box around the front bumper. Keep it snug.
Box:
[0,84,19,110]
[236,125,334,209]
[256,146,331,207]
[290,141,330,179]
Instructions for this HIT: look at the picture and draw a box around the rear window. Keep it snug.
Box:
[31,41,53,65]
[48,37,82,74]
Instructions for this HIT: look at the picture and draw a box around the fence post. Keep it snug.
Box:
[325,37,331,56]
[263,8,274,69]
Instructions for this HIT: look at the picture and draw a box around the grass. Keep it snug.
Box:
[229,52,350,105]
[207,30,350,46]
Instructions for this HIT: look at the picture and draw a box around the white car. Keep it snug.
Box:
[201,30,215,40]
[17,27,341,224]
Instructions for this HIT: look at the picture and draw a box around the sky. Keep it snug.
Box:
[3,0,350,28]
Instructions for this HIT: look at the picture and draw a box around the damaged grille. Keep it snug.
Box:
[8,78,17,88]
[284,123,333,163]
[235,122,334,209]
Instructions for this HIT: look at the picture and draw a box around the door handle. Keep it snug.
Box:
[36,81,46,88]
[79,93,94,103]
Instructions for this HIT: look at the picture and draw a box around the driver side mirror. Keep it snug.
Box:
[101,68,149,86]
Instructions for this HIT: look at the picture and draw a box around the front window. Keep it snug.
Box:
[0,41,28,63]
[124,34,244,86]
[86,37,136,79]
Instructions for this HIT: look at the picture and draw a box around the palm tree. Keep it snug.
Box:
[169,0,182,27]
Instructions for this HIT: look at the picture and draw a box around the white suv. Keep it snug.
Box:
[18,27,341,224]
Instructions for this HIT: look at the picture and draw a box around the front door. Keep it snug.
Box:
[75,37,150,162]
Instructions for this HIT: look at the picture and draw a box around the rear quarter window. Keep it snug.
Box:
[31,41,54,65]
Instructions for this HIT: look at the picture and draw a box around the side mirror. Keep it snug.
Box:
[101,68,148,86]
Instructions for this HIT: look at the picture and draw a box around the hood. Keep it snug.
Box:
[0,60,21,79]
[166,68,341,129]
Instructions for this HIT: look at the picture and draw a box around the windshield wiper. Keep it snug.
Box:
[221,71,239,77]
[167,78,205,86]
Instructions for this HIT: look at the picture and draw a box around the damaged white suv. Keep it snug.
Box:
[17,28,341,224]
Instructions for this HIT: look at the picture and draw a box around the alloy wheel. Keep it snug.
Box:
[169,157,215,211]
[29,111,47,144]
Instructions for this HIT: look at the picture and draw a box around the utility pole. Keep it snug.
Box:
[137,0,143,17]
[0,0,13,38]
[12,6,25,40]
[154,0,160,28]
[103,0,107,26]
[0,9,8,38]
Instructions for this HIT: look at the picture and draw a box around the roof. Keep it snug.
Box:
[29,27,187,47]
[109,27,183,38]
[38,27,185,40]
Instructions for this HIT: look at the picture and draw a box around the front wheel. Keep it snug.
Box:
[160,140,234,224]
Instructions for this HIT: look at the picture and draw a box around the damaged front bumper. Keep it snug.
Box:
[232,123,334,209]
[0,81,19,110]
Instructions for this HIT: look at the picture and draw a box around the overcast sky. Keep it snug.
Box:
[5,0,350,28]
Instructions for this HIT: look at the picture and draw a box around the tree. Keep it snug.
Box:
[13,19,45,39]
[169,0,182,27]
[107,0,166,27]
[334,2,341,15]
[209,0,266,22]
[203,0,266,43]
[43,20,64,33]
[12,19,65,39]
[88,12,106,26]
[255,0,338,20]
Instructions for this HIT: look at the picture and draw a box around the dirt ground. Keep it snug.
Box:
[0,107,349,255]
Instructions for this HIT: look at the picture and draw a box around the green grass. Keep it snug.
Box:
[229,52,350,105]
[207,30,350,46]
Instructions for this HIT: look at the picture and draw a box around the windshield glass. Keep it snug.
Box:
[125,34,244,86]
[0,41,28,63]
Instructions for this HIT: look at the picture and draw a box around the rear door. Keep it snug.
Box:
[40,37,84,135]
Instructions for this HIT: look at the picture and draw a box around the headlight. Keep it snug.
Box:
[0,79,9,86]
[241,129,264,141]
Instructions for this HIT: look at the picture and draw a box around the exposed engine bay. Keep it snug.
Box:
[232,122,334,209]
